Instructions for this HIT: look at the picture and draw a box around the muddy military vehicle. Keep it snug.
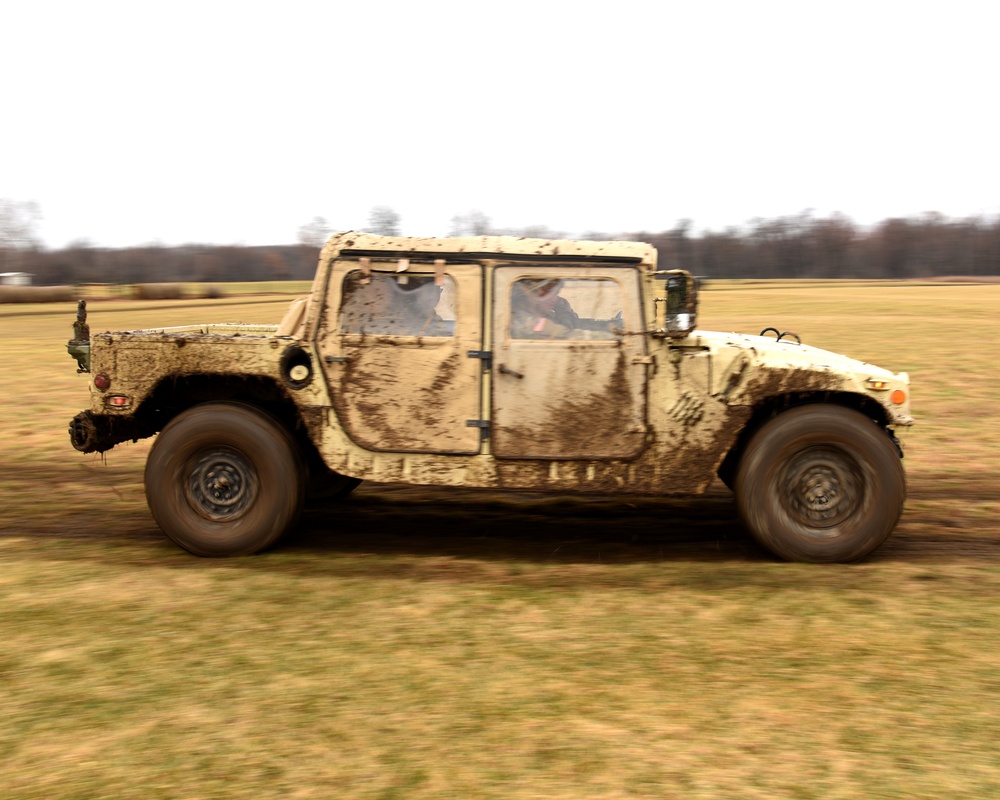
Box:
[67,232,912,562]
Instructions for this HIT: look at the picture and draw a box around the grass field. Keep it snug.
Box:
[2,281,999,799]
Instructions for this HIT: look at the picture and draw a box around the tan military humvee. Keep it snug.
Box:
[67,232,913,562]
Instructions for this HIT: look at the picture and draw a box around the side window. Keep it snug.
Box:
[340,271,456,337]
[510,277,623,340]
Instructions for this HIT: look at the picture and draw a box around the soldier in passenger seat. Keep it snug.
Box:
[341,272,451,336]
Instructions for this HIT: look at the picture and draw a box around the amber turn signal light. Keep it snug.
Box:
[890,389,906,405]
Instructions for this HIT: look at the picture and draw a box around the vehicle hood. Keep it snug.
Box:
[686,329,913,426]
[693,329,896,377]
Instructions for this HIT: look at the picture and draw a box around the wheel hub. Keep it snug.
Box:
[782,447,862,531]
[185,448,256,521]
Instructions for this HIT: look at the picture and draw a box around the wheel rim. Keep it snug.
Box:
[184,447,257,521]
[779,446,864,533]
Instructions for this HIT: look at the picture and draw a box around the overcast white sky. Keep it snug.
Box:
[3,1,998,249]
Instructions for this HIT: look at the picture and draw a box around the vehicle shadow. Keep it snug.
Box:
[288,483,767,565]
[285,474,1000,569]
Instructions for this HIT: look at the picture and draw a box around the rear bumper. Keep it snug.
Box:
[69,410,147,453]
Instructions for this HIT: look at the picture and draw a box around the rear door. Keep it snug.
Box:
[491,266,649,460]
[317,261,484,454]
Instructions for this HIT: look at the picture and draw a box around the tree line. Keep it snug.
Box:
[8,242,321,286]
[639,212,1000,279]
[2,200,999,284]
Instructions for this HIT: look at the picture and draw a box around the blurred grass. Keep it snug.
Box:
[75,280,314,299]
[1,281,999,799]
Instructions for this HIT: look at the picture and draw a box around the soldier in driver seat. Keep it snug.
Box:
[510,279,580,339]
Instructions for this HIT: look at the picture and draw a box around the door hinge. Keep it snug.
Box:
[465,419,491,440]
[467,350,492,371]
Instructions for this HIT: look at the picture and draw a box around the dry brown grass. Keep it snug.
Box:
[0,285,77,304]
[1,281,999,799]
[132,283,186,300]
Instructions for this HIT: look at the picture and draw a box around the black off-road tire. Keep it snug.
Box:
[145,402,306,557]
[735,405,905,563]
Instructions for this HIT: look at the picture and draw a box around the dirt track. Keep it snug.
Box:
[7,469,998,566]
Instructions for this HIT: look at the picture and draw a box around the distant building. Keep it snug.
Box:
[0,272,33,286]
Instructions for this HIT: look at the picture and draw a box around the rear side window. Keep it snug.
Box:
[340,271,455,336]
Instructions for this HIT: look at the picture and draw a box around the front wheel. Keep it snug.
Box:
[735,405,905,563]
[145,403,305,556]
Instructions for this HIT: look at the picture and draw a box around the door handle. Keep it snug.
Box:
[497,363,524,379]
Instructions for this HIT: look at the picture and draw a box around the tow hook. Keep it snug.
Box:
[69,410,99,452]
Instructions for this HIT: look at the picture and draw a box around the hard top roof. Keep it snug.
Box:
[321,231,657,268]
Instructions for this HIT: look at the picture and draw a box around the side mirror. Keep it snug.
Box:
[653,270,698,338]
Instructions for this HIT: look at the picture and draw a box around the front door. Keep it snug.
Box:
[491,266,649,460]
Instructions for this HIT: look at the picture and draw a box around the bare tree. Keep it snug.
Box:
[651,219,694,271]
[503,224,566,239]
[808,214,857,278]
[367,206,401,237]
[448,210,492,237]
[0,199,42,272]
[871,218,913,278]
[297,216,331,248]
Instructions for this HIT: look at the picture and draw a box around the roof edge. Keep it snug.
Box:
[320,231,657,267]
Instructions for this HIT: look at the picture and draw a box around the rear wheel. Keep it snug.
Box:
[735,405,905,563]
[145,402,305,556]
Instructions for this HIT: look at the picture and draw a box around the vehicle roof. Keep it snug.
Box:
[320,231,658,268]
